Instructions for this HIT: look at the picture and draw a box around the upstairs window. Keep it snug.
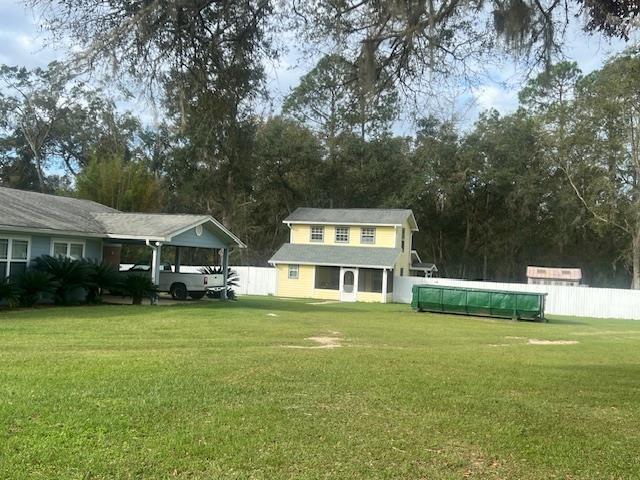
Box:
[401,227,406,252]
[310,226,324,242]
[335,227,349,243]
[288,264,299,279]
[360,227,376,244]
[0,237,29,277]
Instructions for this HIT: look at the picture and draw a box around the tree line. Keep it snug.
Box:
[1,48,639,288]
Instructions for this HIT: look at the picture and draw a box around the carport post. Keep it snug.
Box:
[382,268,388,303]
[221,248,229,300]
[148,240,162,305]
[175,247,181,273]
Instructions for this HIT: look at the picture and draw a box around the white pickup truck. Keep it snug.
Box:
[120,262,224,300]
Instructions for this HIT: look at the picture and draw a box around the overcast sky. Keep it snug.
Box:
[0,1,632,130]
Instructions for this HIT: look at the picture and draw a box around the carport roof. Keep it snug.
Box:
[269,243,401,269]
[0,186,245,247]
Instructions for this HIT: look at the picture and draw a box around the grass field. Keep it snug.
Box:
[1,297,639,479]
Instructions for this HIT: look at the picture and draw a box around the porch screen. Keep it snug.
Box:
[358,268,383,293]
[314,266,340,290]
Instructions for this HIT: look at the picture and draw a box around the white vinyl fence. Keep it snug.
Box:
[393,276,640,320]
[121,263,640,319]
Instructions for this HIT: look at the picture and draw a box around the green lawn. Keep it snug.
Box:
[1,297,639,479]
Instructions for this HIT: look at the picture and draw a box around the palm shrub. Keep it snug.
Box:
[121,274,158,305]
[84,260,120,303]
[14,270,57,307]
[31,255,92,305]
[0,277,21,308]
[200,266,239,300]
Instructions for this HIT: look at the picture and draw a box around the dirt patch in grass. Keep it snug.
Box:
[284,334,343,349]
[527,339,579,345]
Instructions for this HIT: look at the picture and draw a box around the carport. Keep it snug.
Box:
[95,213,246,300]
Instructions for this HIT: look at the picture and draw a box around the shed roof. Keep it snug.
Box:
[269,243,401,269]
[0,187,244,247]
[526,266,582,281]
[284,208,418,230]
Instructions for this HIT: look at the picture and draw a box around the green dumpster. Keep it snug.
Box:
[411,284,547,321]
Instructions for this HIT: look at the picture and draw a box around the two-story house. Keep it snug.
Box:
[269,208,435,302]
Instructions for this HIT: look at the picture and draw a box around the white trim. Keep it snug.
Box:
[285,220,406,228]
[335,226,350,243]
[270,260,397,269]
[50,238,86,259]
[339,267,358,302]
[0,234,31,277]
[360,226,376,244]
[288,264,299,279]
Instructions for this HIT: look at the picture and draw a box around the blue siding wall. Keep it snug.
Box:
[0,232,103,263]
[85,239,103,261]
[170,225,226,248]
[30,235,51,260]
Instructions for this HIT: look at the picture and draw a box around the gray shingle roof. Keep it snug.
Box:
[94,213,211,238]
[269,243,401,268]
[0,187,244,246]
[284,208,418,229]
[0,186,116,234]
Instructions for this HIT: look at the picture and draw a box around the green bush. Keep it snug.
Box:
[0,277,21,308]
[121,274,158,305]
[84,260,120,303]
[14,271,58,307]
[200,266,238,300]
[31,255,92,305]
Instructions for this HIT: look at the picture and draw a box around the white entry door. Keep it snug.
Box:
[340,268,358,302]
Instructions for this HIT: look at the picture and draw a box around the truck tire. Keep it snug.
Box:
[189,291,205,300]
[170,283,188,300]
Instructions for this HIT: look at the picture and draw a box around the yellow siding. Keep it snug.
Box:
[356,291,385,303]
[394,222,413,276]
[312,288,340,300]
[276,264,314,298]
[289,224,397,247]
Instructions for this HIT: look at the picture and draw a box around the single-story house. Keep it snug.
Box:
[0,186,245,296]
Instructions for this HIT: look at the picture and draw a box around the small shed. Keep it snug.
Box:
[526,266,582,287]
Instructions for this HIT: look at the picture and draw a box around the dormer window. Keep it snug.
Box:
[335,227,349,243]
[360,227,375,244]
[310,226,324,242]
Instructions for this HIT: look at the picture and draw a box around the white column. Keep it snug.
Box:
[221,248,229,300]
[151,243,162,285]
[382,268,388,303]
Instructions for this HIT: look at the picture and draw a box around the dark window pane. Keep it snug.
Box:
[358,268,382,293]
[386,271,393,293]
[314,266,340,290]
[0,261,7,278]
[9,262,26,277]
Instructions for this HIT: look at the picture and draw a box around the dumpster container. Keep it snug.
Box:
[411,284,546,321]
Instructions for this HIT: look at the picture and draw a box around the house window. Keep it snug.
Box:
[400,268,404,277]
[52,240,85,260]
[310,226,324,242]
[314,266,340,290]
[335,227,349,243]
[0,237,30,277]
[288,264,299,279]
[401,227,406,252]
[358,268,383,293]
[360,227,376,244]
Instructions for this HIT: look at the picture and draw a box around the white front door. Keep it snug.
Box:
[340,268,358,302]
